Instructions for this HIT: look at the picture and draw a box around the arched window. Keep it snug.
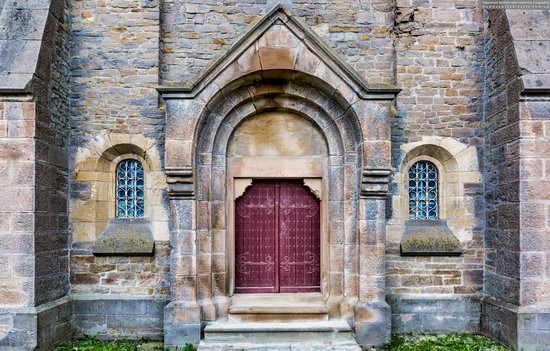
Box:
[116,159,145,218]
[408,160,438,220]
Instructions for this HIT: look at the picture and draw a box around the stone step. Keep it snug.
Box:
[228,293,328,322]
[197,340,362,351]
[203,320,353,343]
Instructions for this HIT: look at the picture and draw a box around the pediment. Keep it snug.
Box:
[158,4,399,100]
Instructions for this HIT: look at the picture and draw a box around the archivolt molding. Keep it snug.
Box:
[160,6,398,199]
[198,81,357,159]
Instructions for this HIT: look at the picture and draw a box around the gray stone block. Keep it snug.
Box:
[354,301,391,347]
[164,323,201,349]
[93,218,155,256]
[389,297,481,334]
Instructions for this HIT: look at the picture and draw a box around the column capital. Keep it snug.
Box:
[166,167,194,199]
[361,168,391,198]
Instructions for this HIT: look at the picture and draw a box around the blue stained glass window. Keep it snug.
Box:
[408,161,438,220]
[116,159,145,218]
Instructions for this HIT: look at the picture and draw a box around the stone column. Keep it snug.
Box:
[353,99,395,347]
[354,169,392,347]
[163,168,201,348]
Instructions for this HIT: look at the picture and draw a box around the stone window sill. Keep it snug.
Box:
[400,219,462,256]
[93,218,155,256]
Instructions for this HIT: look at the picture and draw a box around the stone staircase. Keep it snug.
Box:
[198,294,361,350]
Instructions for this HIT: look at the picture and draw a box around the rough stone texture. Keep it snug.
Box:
[386,242,483,295]
[72,297,168,340]
[0,297,72,350]
[93,218,155,256]
[160,0,395,86]
[70,241,169,296]
[30,0,71,308]
[387,0,485,311]
[481,9,550,351]
[393,0,485,144]
[0,0,71,347]
[69,0,164,147]
[400,220,462,256]
[388,296,480,333]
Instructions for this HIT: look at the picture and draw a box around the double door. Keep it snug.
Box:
[235,180,321,293]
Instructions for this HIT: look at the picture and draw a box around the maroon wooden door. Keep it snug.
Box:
[235,180,320,293]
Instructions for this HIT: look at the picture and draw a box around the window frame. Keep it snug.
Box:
[407,160,439,220]
[115,157,146,219]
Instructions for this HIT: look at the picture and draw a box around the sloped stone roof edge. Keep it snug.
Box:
[157,4,400,99]
[0,0,52,93]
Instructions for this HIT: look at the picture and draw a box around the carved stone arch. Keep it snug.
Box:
[195,72,362,161]
[157,4,399,348]
[70,132,168,243]
[198,83,361,161]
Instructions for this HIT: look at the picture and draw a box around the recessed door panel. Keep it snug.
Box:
[235,180,320,293]
[278,181,321,292]
[235,181,277,293]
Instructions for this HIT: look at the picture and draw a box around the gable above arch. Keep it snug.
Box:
[158,4,399,101]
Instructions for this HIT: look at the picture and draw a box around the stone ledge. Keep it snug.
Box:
[400,220,462,256]
[93,218,155,256]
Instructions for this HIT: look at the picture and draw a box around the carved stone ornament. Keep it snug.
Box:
[361,169,391,197]
[166,167,194,198]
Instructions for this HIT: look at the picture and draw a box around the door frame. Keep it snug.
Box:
[226,156,328,298]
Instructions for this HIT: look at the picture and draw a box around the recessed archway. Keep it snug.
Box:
[191,74,363,322]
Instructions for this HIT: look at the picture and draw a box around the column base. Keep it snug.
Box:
[164,301,201,349]
[482,298,550,351]
[354,301,391,347]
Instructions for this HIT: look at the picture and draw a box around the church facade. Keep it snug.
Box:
[0,0,549,349]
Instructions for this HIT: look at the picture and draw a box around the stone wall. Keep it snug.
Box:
[393,0,485,145]
[385,0,485,335]
[72,297,167,339]
[33,0,71,307]
[481,9,550,350]
[69,0,163,146]
[70,242,170,296]
[0,101,36,309]
[483,9,522,311]
[0,0,72,347]
[160,0,395,85]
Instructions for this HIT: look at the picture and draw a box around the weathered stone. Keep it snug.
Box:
[93,218,155,256]
[400,220,462,256]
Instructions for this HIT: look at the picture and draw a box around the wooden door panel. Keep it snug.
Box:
[278,181,321,292]
[234,180,320,293]
[235,181,277,293]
